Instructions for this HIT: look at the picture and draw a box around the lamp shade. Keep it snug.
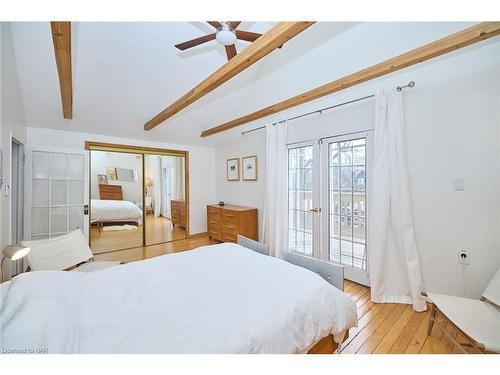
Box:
[216,29,236,46]
[3,245,31,261]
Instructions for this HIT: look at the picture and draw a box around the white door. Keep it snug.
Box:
[321,134,371,286]
[25,148,89,240]
[287,133,371,286]
[287,141,321,258]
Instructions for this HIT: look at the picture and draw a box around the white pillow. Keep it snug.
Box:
[22,229,93,271]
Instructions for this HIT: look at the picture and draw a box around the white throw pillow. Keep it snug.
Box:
[22,229,93,271]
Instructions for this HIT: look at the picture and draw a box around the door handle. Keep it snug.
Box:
[84,205,89,215]
[309,208,321,213]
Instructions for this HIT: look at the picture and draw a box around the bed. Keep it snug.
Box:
[91,199,143,225]
[91,184,143,226]
[0,242,357,354]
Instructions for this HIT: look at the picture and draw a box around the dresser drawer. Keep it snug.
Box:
[221,210,239,223]
[208,219,221,232]
[207,206,221,217]
[222,233,237,243]
[222,221,239,233]
[209,230,222,241]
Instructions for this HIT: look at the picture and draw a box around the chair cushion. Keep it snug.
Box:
[73,261,121,272]
[428,292,500,352]
[22,230,93,271]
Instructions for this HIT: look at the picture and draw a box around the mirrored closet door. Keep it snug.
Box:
[86,142,189,255]
[89,150,143,254]
[144,154,187,246]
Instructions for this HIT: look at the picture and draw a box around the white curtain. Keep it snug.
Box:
[152,156,162,217]
[263,122,288,257]
[368,88,427,312]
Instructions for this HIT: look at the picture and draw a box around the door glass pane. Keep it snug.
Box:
[288,145,314,256]
[329,138,367,270]
[69,154,85,179]
[31,207,49,235]
[51,153,68,179]
[51,207,67,234]
[51,180,68,206]
[32,179,49,206]
[32,151,50,179]
[69,180,84,205]
[69,206,84,231]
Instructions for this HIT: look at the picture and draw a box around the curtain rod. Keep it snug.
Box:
[241,81,416,136]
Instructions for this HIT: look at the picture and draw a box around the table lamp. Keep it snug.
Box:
[1,245,31,282]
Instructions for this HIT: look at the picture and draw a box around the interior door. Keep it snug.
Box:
[26,148,89,240]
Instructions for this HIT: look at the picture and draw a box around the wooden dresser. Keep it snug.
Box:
[207,204,258,243]
[171,200,186,228]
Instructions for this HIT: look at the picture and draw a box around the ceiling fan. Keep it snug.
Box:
[175,21,263,61]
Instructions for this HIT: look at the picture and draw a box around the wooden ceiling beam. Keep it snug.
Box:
[201,22,500,137]
[144,22,315,131]
[50,21,73,119]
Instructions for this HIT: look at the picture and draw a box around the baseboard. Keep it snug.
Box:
[188,232,208,239]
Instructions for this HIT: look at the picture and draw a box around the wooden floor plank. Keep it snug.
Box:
[372,304,415,354]
[341,303,397,354]
[357,304,407,354]
[420,314,446,353]
[404,309,432,354]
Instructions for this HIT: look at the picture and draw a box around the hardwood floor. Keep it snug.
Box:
[93,234,217,263]
[340,280,476,354]
[90,214,187,254]
[95,235,467,354]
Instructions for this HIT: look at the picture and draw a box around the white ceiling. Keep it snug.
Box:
[8,21,358,147]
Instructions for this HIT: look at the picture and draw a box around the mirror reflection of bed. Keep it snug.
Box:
[89,150,187,254]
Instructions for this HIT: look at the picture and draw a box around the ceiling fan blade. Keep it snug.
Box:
[225,44,237,61]
[175,33,216,50]
[207,21,222,29]
[235,30,262,42]
[228,22,241,29]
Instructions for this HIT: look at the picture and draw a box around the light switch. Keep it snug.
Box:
[453,178,465,191]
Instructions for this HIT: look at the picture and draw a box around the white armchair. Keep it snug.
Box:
[22,229,121,272]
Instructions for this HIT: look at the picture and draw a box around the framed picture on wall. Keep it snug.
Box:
[97,174,108,184]
[106,167,117,180]
[242,156,258,181]
[226,158,240,181]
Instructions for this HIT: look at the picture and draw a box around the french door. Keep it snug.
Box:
[26,147,89,241]
[287,132,371,286]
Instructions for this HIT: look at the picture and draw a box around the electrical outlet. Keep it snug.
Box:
[458,250,470,265]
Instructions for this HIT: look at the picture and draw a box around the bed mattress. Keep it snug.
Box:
[0,243,357,354]
[90,199,143,223]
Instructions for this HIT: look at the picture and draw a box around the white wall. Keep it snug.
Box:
[213,29,500,298]
[1,22,27,253]
[26,127,216,235]
[214,130,266,240]
[91,151,143,202]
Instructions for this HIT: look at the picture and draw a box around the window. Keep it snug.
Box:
[328,138,367,269]
[288,145,314,255]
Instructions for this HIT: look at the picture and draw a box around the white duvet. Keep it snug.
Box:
[0,243,357,354]
[90,199,143,222]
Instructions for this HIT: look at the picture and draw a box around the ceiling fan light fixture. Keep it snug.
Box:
[216,24,237,46]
